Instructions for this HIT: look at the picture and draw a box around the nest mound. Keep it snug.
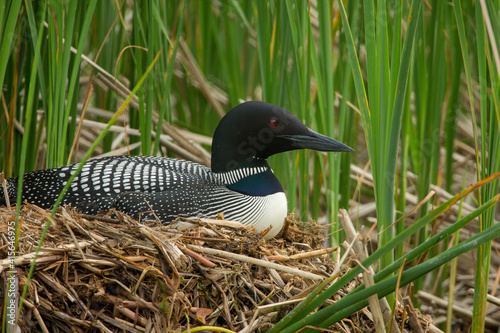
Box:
[1,205,429,332]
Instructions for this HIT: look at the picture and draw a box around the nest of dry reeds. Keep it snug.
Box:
[0,205,432,332]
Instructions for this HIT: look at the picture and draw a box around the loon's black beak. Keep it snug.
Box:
[279,129,354,152]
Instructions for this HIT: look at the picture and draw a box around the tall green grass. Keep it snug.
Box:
[1,0,499,331]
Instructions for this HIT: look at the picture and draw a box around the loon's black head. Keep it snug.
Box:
[211,101,354,173]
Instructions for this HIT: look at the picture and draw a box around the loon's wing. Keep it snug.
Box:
[111,183,214,221]
[0,156,220,219]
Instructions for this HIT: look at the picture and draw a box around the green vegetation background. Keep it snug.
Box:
[1,1,499,331]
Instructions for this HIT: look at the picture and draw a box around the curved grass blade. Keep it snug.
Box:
[272,171,500,332]
[278,194,500,331]
[16,52,161,319]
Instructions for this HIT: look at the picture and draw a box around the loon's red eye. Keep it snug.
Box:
[269,118,280,127]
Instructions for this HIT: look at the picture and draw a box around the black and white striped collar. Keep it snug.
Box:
[215,166,269,185]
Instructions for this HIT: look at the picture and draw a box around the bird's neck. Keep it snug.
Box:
[213,159,284,196]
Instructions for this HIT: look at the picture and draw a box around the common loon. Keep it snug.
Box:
[0,101,353,239]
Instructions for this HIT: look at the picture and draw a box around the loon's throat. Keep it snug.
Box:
[216,167,284,196]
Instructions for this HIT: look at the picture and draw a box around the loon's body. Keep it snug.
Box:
[0,101,352,239]
[4,155,288,238]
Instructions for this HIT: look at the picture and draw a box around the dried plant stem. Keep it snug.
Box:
[339,209,400,333]
[186,244,324,281]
